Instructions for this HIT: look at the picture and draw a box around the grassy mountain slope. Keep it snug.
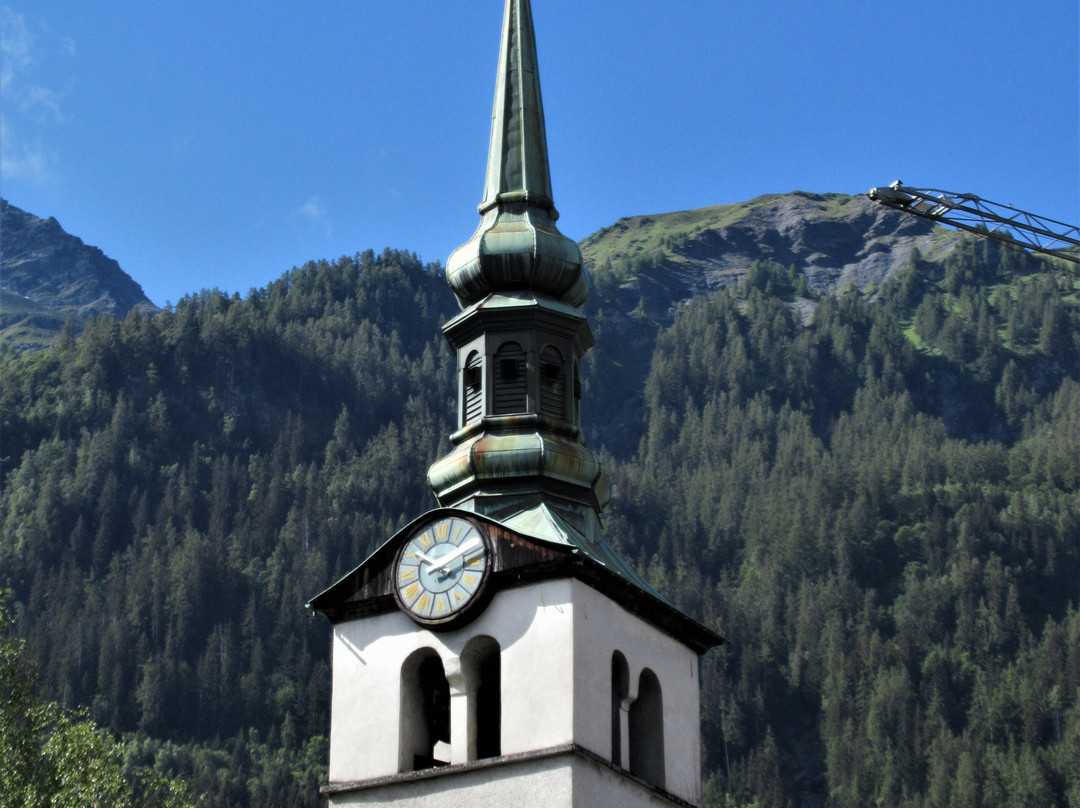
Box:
[1,198,1078,807]
[581,192,963,304]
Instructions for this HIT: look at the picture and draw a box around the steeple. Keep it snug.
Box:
[430,0,606,539]
[445,0,589,309]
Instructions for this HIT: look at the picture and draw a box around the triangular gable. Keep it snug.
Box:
[307,506,722,652]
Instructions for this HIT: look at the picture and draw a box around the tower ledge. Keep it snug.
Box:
[322,743,700,808]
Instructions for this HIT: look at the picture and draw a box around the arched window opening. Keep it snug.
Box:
[463,350,483,424]
[539,345,565,419]
[493,342,527,414]
[399,649,451,771]
[463,636,501,760]
[611,651,630,767]
[629,668,665,788]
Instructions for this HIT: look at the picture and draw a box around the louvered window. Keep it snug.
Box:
[493,342,527,414]
[539,345,565,419]
[463,351,483,424]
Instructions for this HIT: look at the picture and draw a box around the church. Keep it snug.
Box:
[307,1,723,805]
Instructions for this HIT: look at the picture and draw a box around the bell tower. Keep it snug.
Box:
[308,2,722,806]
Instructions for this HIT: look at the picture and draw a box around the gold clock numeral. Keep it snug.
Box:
[418,532,433,549]
[435,521,449,540]
[416,593,432,616]
[462,572,478,588]
[398,567,417,584]
[434,594,449,615]
[402,582,421,604]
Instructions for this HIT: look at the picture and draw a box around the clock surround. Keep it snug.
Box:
[393,515,492,628]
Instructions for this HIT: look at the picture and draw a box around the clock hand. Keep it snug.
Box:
[433,537,481,574]
[413,549,440,567]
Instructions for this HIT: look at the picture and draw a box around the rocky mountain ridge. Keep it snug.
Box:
[0,199,157,351]
[581,191,963,324]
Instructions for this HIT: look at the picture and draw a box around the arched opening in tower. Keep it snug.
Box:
[399,649,451,771]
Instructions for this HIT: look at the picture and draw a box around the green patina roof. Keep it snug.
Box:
[500,502,672,606]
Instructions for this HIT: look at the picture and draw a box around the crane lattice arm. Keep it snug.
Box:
[868,181,1079,265]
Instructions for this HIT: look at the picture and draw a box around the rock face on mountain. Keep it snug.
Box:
[1,199,157,351]
[581,191,962,324]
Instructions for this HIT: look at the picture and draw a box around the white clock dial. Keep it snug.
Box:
[395,517,490,625]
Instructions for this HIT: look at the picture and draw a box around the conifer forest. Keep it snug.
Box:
[2,235,1078,806]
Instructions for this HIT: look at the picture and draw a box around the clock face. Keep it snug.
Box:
[394,516,490,627]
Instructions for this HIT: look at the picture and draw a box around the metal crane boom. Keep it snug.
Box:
[868,181,1079,265]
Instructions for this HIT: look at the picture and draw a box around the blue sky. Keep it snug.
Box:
[2,1,1077,307]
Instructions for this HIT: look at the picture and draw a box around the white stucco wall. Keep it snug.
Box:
[329,580,578,782]
[328,577,702,804]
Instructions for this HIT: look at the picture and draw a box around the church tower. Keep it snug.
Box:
[308,2,722,806]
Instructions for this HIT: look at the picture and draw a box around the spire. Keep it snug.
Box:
[430,0,607,536]
[481,0,554,214]
[444,0,589,309]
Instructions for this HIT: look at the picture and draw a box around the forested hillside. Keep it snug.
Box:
[1,223,1078,805]
[1,249,458,806]
[591,242,1080,807]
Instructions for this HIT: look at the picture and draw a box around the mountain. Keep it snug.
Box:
[0,191,947,356]
[0,199,158,352]
[0,198,1077,808]
[578,192,1003,455]
[581,191,962,321]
